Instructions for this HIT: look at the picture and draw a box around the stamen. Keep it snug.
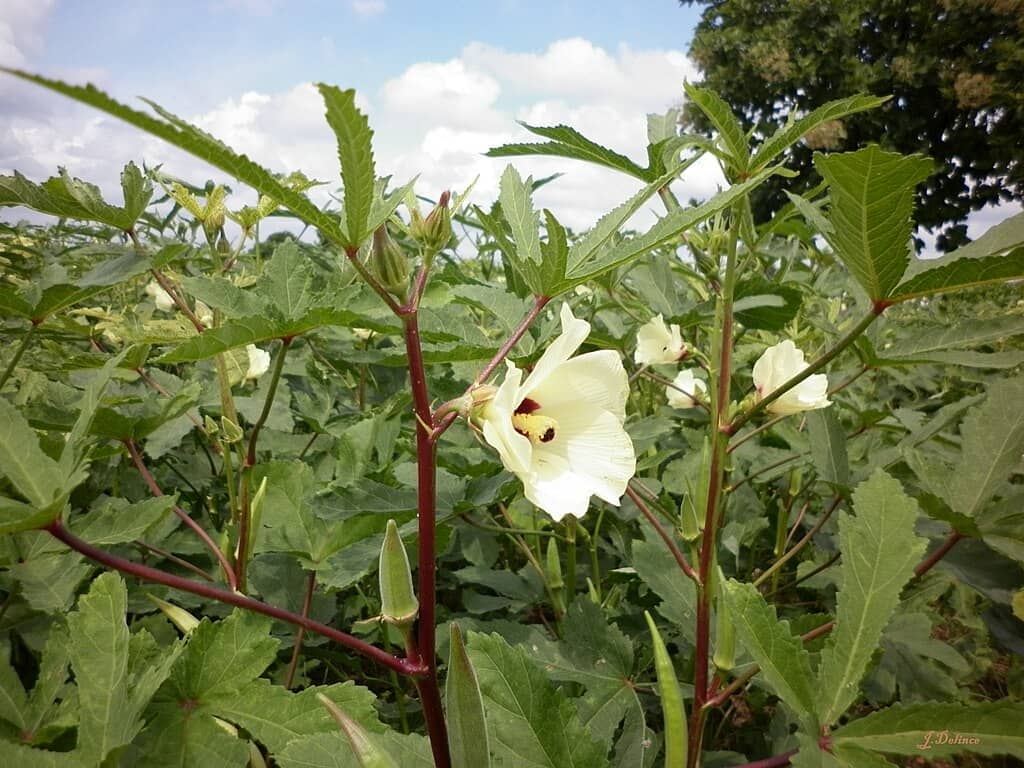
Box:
[512,411,559,446]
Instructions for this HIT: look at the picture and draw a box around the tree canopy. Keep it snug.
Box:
[681,0,1024,250]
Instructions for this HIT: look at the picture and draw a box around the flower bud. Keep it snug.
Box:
[220,416,244,444]
[370,225,410,301]
[410,190,452,253]
[378,519,419,628]
[317,695,399,768]
[146,595,200,634]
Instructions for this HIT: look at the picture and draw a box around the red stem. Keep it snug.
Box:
[125,439,238,592]
[44,520,423,677]
[733,748,799,768]
[914,530,964,577]
[625,485,700,584]
[402,311,451,768]
[284,569,317,689]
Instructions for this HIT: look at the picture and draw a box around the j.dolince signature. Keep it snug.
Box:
[916,730,982,750]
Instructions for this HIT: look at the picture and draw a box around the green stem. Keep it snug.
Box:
[564,516,577,607]
[236,337,292,591]
[753,495,842,589]
[0,322,37,390]
[688,205,740,768]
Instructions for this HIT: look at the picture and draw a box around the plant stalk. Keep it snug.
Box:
[0,322,37,390]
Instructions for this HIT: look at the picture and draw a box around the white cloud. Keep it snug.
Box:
[350,0,386,17]
[0,0,54,68]
[0,36,718,236]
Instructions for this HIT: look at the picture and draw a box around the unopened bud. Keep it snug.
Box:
[370,225,410,301]
[147,594,200,634]
[378,519,418,627]
[221,416,244,444]
[410,190,452,254]
[203,415,220,437]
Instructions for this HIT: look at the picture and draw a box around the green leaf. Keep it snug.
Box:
[487,123,647,180]
[180,275,269,318]
[211,680,380,755]
[265,241,314,319]
[1,70,347,243]
[467,631,610,768]
[566,165,681,277]
[733,279,803,331]
[949,376,1024,520]
[167,610,278,702]
[814,146,933,300]
[572,164,788,284]
[318,84,375,248]
[832,701,1024,760]
[60,348,130,478]
[0,287,33,318]
[893,211,1024,301]
[0,741,83,768]
[683,83,749,172]
[498,165,543,267]
[632,538,697,642]
[68,573,175,765]
[127,705,249,767]
[71,495,176,545]
[720,580,817,722]
[0,397,64,509]
[816,470,926,726]
[750,95,889,171]
[9,552,90,613]
[78,243,187,288]
[880,314,1024,364]
[806,409,849,487]
[446,625,491,768]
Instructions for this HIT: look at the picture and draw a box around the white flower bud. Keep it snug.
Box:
[244,344,271,381]
[752,340,831,415]
[666,369,707,409]
[635,315,686,365]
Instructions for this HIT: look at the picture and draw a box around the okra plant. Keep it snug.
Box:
[1,68,1023,768]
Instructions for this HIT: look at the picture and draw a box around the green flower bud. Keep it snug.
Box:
[317,695,399,768]
[370,225,410,301]
[378,519,419,628]
[409,190,452,253]
[220,416,244,444]
[146,595,200,634]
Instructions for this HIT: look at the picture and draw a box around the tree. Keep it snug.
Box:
[681,0,1024,250]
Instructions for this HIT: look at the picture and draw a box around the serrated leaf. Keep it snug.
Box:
[0,397,64,509]
[446,624,490,768]
[212,679,380,755]
[566,165,681,277]
[806,409,849,487]
[78,243,187,288]
[318,84,375,247]
[68,573,170,765]
[0,741,84,768]
[881,314,1024,364]
[167,610,278,702]
[816,470,927,725]
[180,275,269,318]
[264,241,314,319]
[1,70,347,243]
[832,701,1024,759]
[893,211,1024,301]
[815,146,933,300]
[488,123,647,180]
[572,164,788,284]
[751,95,889,171]
[9,552,90,613]
[733,279,803,331]
[499,165,543,266]
[949,376,1024,520]
[467,631,610,768]
[632,538,697,642]
[60,347,129,477]
[720,580,817,722]
[683,83,749,172]
[127,704,249,767]
[71,495,176,545]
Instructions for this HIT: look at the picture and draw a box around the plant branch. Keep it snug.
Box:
[732,748,799,768]
[914,530,965,577]
[626,485,700,584]
[0,322,37,390]
[284,569,317,689]
[44,520,424,677]
[753,495,842,588]
[401,311,451,768]
[124,439,237,592]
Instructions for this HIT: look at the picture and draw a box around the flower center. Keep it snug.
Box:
[513,398,557,445]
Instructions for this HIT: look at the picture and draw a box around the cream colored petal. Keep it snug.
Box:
[519,303,591,401]
[666,369,706,409]
[544,405,635,505]
[529,350,629,422]
[481,362,532,474]
[523,450,594,521]
[635,314,684,365]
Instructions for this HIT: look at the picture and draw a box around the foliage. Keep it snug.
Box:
[679,0,1024,250]
[0,69,1022,768]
